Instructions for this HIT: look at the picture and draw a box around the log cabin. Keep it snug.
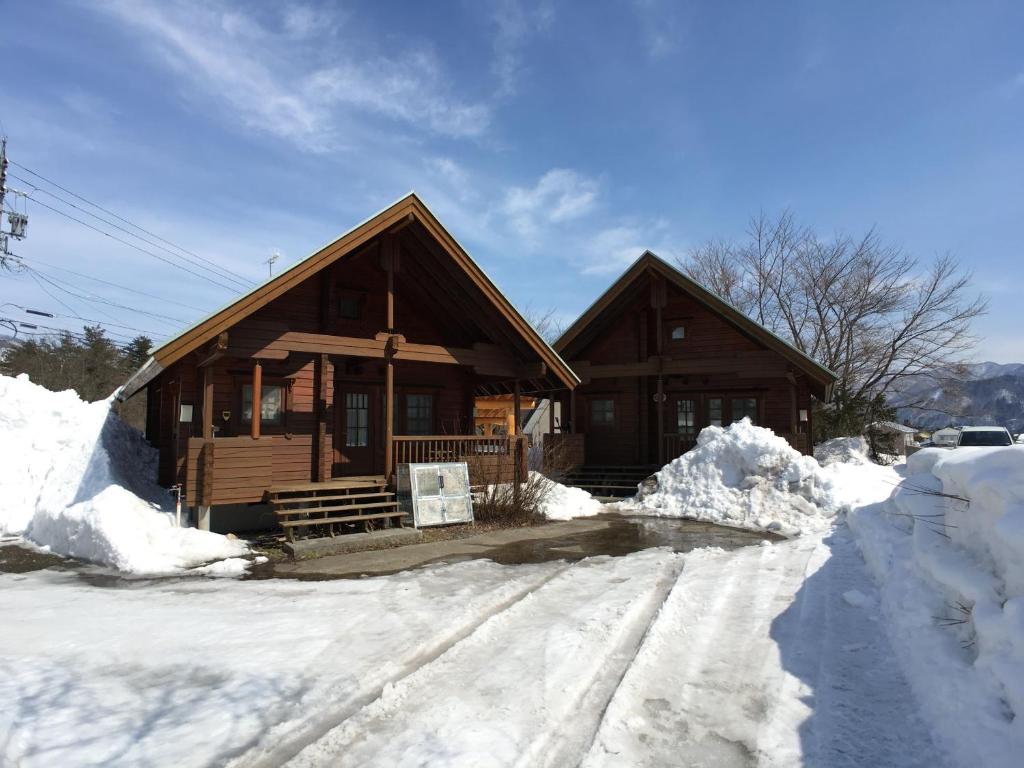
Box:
[547,251,835,491]
[118,193,578,532]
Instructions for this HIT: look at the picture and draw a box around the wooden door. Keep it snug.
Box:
[335,384,380,476]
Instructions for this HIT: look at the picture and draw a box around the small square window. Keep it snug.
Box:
[406,393,434,435]
[242,384,283,425]
[731,397,757,424]
[670,325,686,341]
[708,398,723,427]
[338,292,362,319]
[591,399,615,428]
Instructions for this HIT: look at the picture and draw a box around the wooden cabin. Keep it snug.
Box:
[474,394,537,436]
[548,252,835,474]
[119,194,578,531]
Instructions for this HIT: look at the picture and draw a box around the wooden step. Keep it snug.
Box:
[276,501,399,519]
[569,483,638,492]
[273,491,395,506]
[279,510,406,528]
[268,477,386,495]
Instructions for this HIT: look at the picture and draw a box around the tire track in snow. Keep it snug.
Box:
[582,539,820,767]
[227,561,574,768]
[284,550,687,768]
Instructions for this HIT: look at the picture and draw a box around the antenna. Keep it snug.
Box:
[265,250,280,278]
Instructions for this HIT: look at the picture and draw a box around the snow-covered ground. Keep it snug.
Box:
[3,376,1022,765]
[0,374,247,575]
[2,530,948,768]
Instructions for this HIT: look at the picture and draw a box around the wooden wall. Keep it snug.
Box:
[568,269,816,464]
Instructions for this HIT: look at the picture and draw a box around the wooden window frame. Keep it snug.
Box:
[402,389,436,436]
[589,397,617,431]
[235,376,289,432]
[337,288,365,320]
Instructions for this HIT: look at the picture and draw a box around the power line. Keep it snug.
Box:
[10,255,210,313]
[8,171,251,290]
[21,194,244,292]
[20,266,187,325]
[9,160,255,286]
[3,301,165,338]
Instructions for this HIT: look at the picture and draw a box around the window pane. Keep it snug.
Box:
[407,393,433,435]
[708,398,722,427]
[731,397,757,424]
[242,384,282,424]
[346,392,368,447]
[591,399,615,427]
[670,325,685,341]
[676,399,696,436]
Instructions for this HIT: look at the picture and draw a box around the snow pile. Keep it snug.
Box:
[0,374,248,574]
[535,473,604,520]
[630,419,848,535]
[848,445,1024,766]
[814,436,870,466]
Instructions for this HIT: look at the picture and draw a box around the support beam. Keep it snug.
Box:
[315,353,329,482]
[656,374,665,466]
[251,361,262,439]
[202,365,214,440]
[570,387,577,434]
[196,505,211,532]
[547,390,555,435]
[513,380,522,436]
[384,235,396,480]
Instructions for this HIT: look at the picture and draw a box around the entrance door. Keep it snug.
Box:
[335,385,380,476]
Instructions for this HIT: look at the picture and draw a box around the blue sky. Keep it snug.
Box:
[1,0,1022,361]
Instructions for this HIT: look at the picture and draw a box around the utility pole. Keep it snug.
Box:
[0,137,29,264]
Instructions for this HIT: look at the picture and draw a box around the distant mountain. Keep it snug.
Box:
[892,361,1024,433]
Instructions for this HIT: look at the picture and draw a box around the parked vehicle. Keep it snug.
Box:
[956,426,1014,447]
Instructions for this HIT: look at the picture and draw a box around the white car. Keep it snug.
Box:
[956,426,1014,447]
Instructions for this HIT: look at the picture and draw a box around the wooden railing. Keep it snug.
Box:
[391,435,527,486]
[543,433,585,473]
[663,432,697,462]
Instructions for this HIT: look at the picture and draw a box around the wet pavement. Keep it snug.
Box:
[257,513,780,581]
[0,540,69,573]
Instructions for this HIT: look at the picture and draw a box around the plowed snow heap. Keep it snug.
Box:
[633,419,854,536]
[0,374,248,574]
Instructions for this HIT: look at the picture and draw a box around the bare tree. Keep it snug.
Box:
[521,304,566,345]
[682,212,987,432]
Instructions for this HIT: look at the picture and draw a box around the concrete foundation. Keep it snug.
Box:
[284,528,424,559]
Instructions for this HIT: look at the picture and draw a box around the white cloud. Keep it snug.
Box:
[501,169,600,240]
[92,0,490,150]
[633,0,688,60]
[580,225,648,275]
[490,0,555,97]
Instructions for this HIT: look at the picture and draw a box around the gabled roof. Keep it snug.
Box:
[555,250,836,390]
[120,193,578,399]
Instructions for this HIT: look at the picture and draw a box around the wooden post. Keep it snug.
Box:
[547,390,555,434]
[383,236,396,481]
[656,374,665,465]
[251,361,262,439]
[513,380,521,436]
[569,388,577,434]
[315,353,328,482]
[202,365,214,440]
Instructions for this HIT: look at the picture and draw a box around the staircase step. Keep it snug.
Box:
[273,491,394,506]
[276,501,399,518]
[280,510,406,528]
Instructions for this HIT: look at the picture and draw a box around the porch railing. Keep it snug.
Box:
[391,434,527,486]
[663,432,697,462]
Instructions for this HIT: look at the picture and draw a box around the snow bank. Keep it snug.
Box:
[814,436,870,466]
[534,473,604,520]
[0,374,248,574]
[630,419,861,536]
[848,445,1024,765]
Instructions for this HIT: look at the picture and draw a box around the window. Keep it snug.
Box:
[676,399,696,437]
[591,399,615,428]
[242,384,283,424]
[731,397,757,424]
[338,291,363,319]
[406,393,434,435]
[708,398,723,427]
[670,325,686,341]
[345,392,369,447]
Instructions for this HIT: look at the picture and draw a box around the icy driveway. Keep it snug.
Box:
[0,531,944,767]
